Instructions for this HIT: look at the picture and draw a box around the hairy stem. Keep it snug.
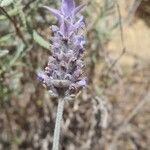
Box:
[52,98,65,150]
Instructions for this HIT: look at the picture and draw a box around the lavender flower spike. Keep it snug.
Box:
[39,0,86,99]
[38,1,86,149]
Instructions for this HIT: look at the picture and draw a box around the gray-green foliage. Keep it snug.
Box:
[88,0,121,44]
[14,0,27,29]
[33,30,50,50]
[0,0,53,103]
[0,49,9,57]
[0,0,14,7]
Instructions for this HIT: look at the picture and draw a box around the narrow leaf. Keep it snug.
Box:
[9,43,24,66]
[0,0,14,7]
[0,34,12,43]
[33,30,50,50]
[42,6,63,21]
[0,49,9,58]
[73,4,86,15]
[0,8,18,20]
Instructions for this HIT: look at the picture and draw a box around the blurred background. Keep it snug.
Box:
[0,0,150,149]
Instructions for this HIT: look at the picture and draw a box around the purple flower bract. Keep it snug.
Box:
[38,0,86,99]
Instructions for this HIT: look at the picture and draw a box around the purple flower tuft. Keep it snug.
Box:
[39,0,86,98]
[61,0,75,17]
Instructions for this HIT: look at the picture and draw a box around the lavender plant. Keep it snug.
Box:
[38,0,86,149]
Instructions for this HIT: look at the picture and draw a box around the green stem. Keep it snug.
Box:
[52,98,65,150]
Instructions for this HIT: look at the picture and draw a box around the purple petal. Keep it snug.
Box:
[73,4,86,15]
[37,71,46,82]
[78,79,87,87]
[42,6,63,21]
[74,16,85,30]
[75,35,86,47]
[60,19,70,38]
[60,19,75,38]
[61,0,75,17]
[73,69,82,78]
